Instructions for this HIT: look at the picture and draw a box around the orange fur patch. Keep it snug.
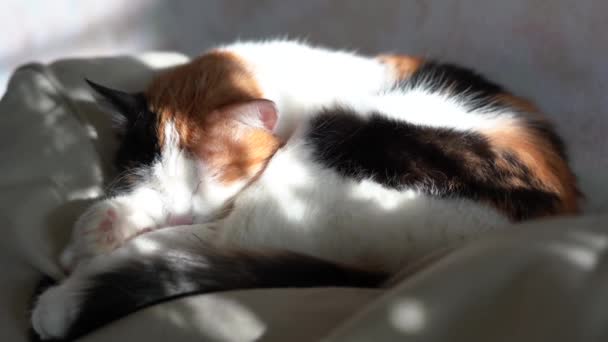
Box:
[197,107,281,183]
[145,51,280,184]
[146,50,263,149]
[494,93,543,118]
[483,111,579,216]
[495,94,538,113]
[377,54,424,81]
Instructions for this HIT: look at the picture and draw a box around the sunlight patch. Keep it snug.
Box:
[349,180,418,211]
[162,295,266,341]
[547,242,599,270]
[132,237,161,254]
[389,298,426,334]
[66,185,103,200]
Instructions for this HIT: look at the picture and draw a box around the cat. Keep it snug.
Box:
[31,39,580,340]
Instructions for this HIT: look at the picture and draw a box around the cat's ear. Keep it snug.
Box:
[85,79,144,124]
[224,99,278,132]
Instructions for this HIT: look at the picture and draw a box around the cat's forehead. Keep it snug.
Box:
[144,51,263,149]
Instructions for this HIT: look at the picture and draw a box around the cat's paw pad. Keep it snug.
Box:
[31,284,79,340]
[83,207,126,251]
[61,201,156,271]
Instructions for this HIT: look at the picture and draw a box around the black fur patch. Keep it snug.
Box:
[403,61,570,162]
[402,61,505,111]
[86,80,161,185]
[112,94,160,174]
[305,60,572,220]
[58,246,387,340]
[306,110,560,220]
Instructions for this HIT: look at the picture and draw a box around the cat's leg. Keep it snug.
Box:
[60,187,170,271]
[34,225,212,340]
[32,225,385,340]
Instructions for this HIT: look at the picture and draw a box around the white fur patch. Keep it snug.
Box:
[336,89,515,133]
[219,39,397,139]
[219,141,510,272]
[32,279,85,340]
[153,121,250,223]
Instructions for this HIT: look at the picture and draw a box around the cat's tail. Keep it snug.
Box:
[34,235,388,341]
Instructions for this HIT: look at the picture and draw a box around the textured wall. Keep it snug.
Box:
[1,0,606,211]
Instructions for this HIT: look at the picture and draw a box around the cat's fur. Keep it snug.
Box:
[31,40,580,340]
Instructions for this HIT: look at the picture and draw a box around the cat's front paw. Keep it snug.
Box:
[61,200,157,271]
[31,283,80,340]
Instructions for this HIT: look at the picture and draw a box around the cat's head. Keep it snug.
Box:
[87,52,281,223]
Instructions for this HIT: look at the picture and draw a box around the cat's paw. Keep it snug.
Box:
[31,283,80,340]
[60,200,157,271]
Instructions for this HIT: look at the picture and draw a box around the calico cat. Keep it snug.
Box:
[31,40,580,340]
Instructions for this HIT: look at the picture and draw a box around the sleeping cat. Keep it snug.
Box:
[31,40,580,340]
